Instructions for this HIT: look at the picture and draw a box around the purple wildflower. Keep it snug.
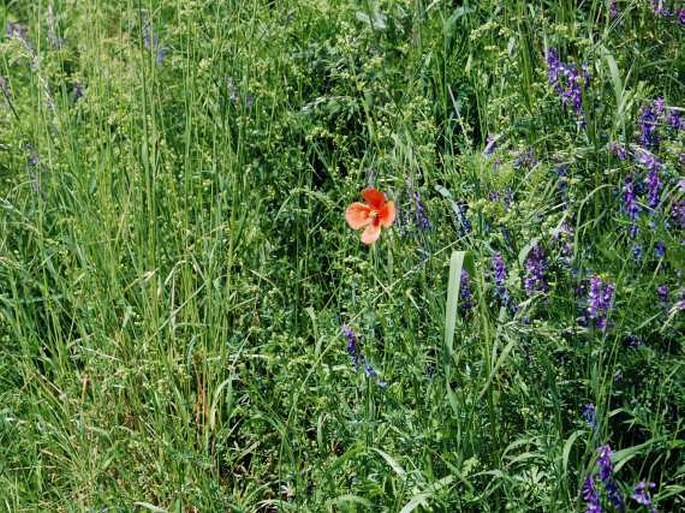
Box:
[492,252,508,300]
[632,244,643,261]
[679,8,685,25]
[597,445,624,511]
[622,175,641,237]
[565,65,585,117]
[609,0,619,20]
[412,191,431,231]
[667,109,684,130]
[342,326,387,386]
[632,481,657,511]
[657,284,669,303]
[587,276,615,330]
[582,403,597,429]
[654,241,666,259]
[635,147,662,171]
[502,188,515,210]
[514,147,537,169]
[671,200,685,229]
[555,166,569,198]
[582,476,602,513]
[646,169,662,209]
[524,244,549,296]
[363,360,387,387]
[554,221,574,264]
[546,48,564,94]
[650,0,670,16]
[342,326,361,368]
[625,334,643,348]
[638,100,661,149]
[545,48,590,124]
[609,141,627,160]
[653,97,665,116]
[460,270,473,312]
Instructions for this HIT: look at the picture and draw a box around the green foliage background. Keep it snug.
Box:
[0,0,683,511]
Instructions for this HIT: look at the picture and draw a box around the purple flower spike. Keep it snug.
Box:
[667,110,684,130]
[546,48,590,125]
[582,403,597,429]
[657,284,669,303]
[597,444,624,511]
[610,141,627,160]
[587,276,615,331]
[671,200,685,229]
[646,169,662,209]
[622,175,642,238]
[492,252,508,300]
[524,244,549,296]
[610,0,619,20]
[654,241,666,259]
[412,191,431,232]
[632,481,657,512]
[582,476,602,513]
[651,0,670,16]
[342,326,360,368]
[460,270,473,311]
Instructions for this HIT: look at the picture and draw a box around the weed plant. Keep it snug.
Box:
[0,0,683,511]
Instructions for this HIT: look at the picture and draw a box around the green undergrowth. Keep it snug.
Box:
[0,0,683,511]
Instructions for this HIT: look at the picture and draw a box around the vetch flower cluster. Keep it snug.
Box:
[586,275,615,331]
[597,445,624,510]
[342,325,361,368]
[632,481,657,512]
[524,244,549,296]
[411,190,431,232]
[514,147,537,169]
[341,326,386,387]
[491,252,510,305]
[546,48,591,125]
[621,175,641,238]
[609,0,620,20]
[459,270,473,312]
[638,97,664,149]
[582,476,602,513]
[580,444,624,513]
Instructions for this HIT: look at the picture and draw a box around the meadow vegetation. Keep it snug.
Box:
[0,0,683,511]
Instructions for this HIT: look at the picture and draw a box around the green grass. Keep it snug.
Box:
[0,0,683,511]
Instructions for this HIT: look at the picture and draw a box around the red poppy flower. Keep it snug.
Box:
[345,186,396,245]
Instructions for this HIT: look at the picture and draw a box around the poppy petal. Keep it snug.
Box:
[378,201,396,228]
[362,187,386,210]
[360,223,381,245]
[346,202,372,229]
